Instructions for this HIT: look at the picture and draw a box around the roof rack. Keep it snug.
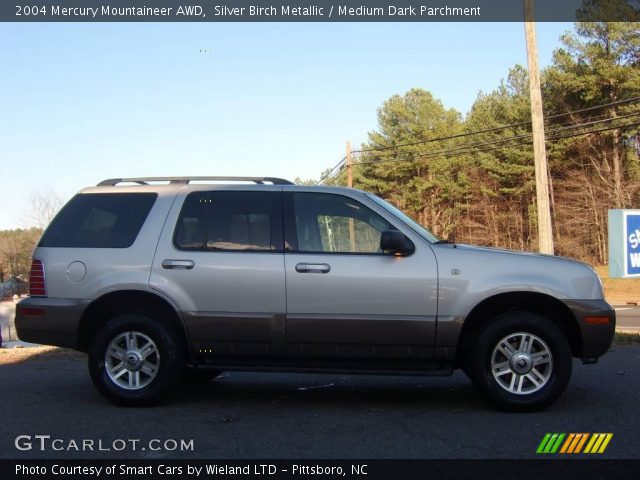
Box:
[97,176,294,186]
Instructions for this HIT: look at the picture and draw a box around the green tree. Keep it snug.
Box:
[355,88,464,238]
[543,7,640,261]
[293,177,318,186]
[319,17,640,265]
[546,8,640,208]
[463,66,536,249]
[0,228,42,282]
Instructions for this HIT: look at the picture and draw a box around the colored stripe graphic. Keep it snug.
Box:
[584,433,614,454]
[538,433,613,454]
[567,435,579,453]
[536,433,552,454]
[549,433,565,453]
[598,433,614,453]
[559,433,575,454]
[573,433,589,453]
[537,433,565,454]
[584,434,599,453]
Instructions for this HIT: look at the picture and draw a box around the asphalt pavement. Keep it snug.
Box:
[1,344,639,460]
[612,305,640,331]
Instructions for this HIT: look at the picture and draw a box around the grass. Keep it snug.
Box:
[613,331,640,344]
[594,265,640,304]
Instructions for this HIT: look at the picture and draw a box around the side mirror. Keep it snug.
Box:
[380,230,415,256]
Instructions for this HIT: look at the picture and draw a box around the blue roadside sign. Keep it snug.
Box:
[625,212,640,276]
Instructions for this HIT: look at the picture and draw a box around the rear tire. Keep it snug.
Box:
[88,313,185,406]
[468,311,572,412]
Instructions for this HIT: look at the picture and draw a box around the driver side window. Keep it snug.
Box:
[292,193,393,254]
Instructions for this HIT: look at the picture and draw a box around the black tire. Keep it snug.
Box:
[183,368,223,384]
[88,313,185,407]
[468,311,572,412]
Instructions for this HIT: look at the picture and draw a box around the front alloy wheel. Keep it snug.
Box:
[490,332,553,395]
[469,311,572,412]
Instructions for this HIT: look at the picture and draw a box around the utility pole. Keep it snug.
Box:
[346,140,356,250]
[524,0,554,255]
[346,140,353,188]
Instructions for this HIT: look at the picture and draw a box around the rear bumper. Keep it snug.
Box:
[14,297,89,349]
[563,299,616,359]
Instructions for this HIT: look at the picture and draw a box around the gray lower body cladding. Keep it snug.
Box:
[14,297,88,349]
[562,299,616,359]
[13,296,615,368]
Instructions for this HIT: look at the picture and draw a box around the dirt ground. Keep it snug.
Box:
[0,345,85,365]
[595,266,640,304]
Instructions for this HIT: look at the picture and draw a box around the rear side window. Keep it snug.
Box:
[39,193,157,248]
[174,191,281,252]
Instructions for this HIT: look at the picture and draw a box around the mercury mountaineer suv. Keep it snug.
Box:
[15,176,615,411]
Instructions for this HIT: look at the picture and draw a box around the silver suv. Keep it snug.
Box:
[16,177,615,411]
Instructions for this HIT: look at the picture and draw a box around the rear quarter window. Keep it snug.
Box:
[39,193,157,248]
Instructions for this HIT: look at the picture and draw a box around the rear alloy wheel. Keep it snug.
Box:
[469,311,572,412]
[89,314,185,406]
[104,331,161,390]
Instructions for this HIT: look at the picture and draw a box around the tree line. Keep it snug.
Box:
[322,6,640,265]
[0,229,42,283]
[2,4,639,280]
[0,190,62,282]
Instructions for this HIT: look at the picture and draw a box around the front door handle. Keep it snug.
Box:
[162,259,195,270]
[295,263,331,274]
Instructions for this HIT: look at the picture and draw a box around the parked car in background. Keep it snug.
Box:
[1,277,28,300]
[15,177,615,411]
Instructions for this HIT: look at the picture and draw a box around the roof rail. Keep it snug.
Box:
[97,176,294,186]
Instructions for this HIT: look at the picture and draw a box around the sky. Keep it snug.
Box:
[0,21,573,229]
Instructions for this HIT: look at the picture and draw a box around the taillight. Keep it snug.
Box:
[29,259,47,297]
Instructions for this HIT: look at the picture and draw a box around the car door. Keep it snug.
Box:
[149,187,286,358]
[283,190,438,362]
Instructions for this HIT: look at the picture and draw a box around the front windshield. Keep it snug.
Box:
[365,193,440,243]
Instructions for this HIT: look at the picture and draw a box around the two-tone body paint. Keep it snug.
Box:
[16,184,614,371]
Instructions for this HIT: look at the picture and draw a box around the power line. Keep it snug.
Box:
[320,164,345,185]
[546,95,640,120]
[354,111,640,166]
[319,99,640,185]
[358,108,634,163]
[319,161,347,185]
[356,119,639,168]
[352,96,640,154]
[351,119,640,168]
[317,157,346,185]
[364,120,640,167]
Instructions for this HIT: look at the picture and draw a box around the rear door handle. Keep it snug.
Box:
[162,259,195,270]
[295,263,331,274]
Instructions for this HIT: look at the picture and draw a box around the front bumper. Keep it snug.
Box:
[14,297,89,349]
[563,299,616,359]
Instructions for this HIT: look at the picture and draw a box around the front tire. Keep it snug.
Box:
[88,313,185,406]
[468,311,572,412]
